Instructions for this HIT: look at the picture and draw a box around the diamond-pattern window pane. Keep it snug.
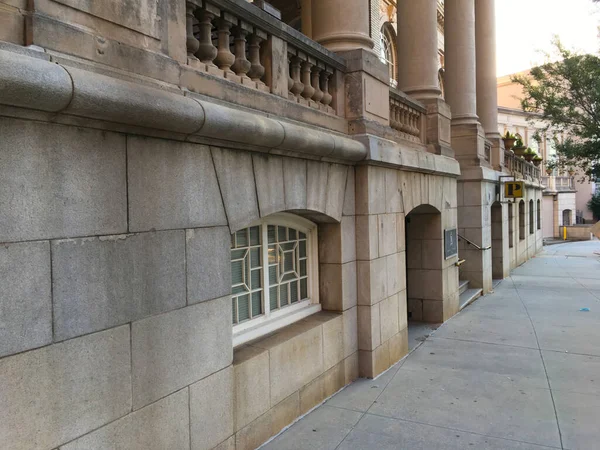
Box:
[290,280,298,303]
[279,284,288,306]
[289,229,297,240]
[278,226,287,242]
[300,259,307,277]
[236,229,248,248]
[231,260,244,285]
[251,292,262,316]
[237,295,250,322]
[300,278,308,299]
[269,286,278,310]
[251,269,261,289]
[250,226,260,245]
[299,240,306,258]
[232,226,263,324]
[269,265,277,285]
[268,225,276,244]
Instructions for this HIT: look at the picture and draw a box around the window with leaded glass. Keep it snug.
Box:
[231,214,320,346]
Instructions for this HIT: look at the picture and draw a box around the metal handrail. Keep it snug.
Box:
[458,234,491,251]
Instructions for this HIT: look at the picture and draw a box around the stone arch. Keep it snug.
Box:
[405,204,448,324]
[562,209,572,227]
[216,150,350,233]
[491,202,504,279]
[519,200,525,240]
[529,199,534,234]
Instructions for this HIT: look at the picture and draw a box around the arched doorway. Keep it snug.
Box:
[405,205,445,349]
[491,202,504,279]
[562,209,572,226]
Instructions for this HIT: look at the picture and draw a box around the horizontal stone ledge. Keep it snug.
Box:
[356,134,461,177]
[0,47,366,163]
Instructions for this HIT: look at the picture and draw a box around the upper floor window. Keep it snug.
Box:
[380,24,397,88]
[231,213,320,346]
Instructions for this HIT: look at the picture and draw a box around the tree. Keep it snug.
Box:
[512,41,600,180]
[589,191,600,220]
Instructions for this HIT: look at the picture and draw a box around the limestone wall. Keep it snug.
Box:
[0,116,363,450]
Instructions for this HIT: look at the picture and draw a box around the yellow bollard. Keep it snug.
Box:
[563,226,567,240]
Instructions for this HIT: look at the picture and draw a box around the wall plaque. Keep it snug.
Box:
[444,228,458,259]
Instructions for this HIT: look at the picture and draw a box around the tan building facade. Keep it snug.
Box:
[497,73,597,239]
[0,1,542,449]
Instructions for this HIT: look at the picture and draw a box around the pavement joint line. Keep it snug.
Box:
[359,411,563,450]
[509,275,565,450]
[432,336,540,351]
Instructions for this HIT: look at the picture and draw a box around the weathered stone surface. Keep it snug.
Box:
[283,157,307,210]
[63,65,201,132]
[187,227,231,304]
[343,306,358,358]
[385,169,404,213]
[0,118,127,242]
[211,147,260,232]
[233,346,270,432]
[131,297,232,409]
[378,214,398,257]
[29,14,181,84]
[355,166,385,215]
[306,161,329,215]
[386,251,406,296]
[358,304,380,351]
[52,231,186,341]
[343,167,356,216]
[0,7,24,45]
[355,215,379,261]
[127,137,227,231]
[357,257,387,305]
[380,294,400,343]
[0,326,131,450]
[0,241,51,358]
[52,0,161,38]
[319,216,356,264]
[253,154,286,217]
[322,314,344,371]
[359,340,390,378]
[61,389,189,450]
[326,164,349,222]
[190,367,234,450]
[254,323,323,405]
[0,48,71,111]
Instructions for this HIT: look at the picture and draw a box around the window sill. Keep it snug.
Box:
[233,303,322,348]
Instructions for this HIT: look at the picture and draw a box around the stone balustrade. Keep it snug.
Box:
[504,150,541,181]
[389,89,426,144]
[185,0,344,115]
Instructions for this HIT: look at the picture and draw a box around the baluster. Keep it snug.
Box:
[391,102,398,130]
[231,21,252,81]
[290,55,304,100]
[411,111,418,136]
[287,50,295,99]
[301,57,315,101]
[248,29,267,89]
[185,2,200,62]
[320,68,333,106]
[311,64,323,104]
[214,14,235,75]
[194,5,218,68]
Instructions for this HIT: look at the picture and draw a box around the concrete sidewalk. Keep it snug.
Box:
[261,241,600,450]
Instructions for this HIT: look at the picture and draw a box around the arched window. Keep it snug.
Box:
[231,213,320,346]
[529,200,534,234]
[519,200,525,240]
[537,200,541,230]
[380,24,397,87]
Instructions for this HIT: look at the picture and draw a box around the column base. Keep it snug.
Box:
[451,122,491,168]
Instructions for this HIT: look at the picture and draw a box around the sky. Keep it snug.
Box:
[496,0,600,76]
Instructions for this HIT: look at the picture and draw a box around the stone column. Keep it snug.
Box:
[301,0,312,39]
[396,0,441,100]
[311,0,374,53]
[475,0,500,138]
[445,0,478,125]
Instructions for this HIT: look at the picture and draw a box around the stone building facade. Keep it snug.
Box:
[498,72,597,239]
[0,1,542,449]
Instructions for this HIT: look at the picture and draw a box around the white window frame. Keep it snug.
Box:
[232,213,321,347]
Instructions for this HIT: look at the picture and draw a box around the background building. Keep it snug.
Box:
[0,1,542,449]
[497,72,597,239]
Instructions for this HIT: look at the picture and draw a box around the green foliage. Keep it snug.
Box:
[524,147,536,155]
[588,191,600,219]
[512,40,600,181]
[514,138,524,147]
[503,131,516,139]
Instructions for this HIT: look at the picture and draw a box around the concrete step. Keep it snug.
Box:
[459,288,483,311]
[458,279,470,296]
